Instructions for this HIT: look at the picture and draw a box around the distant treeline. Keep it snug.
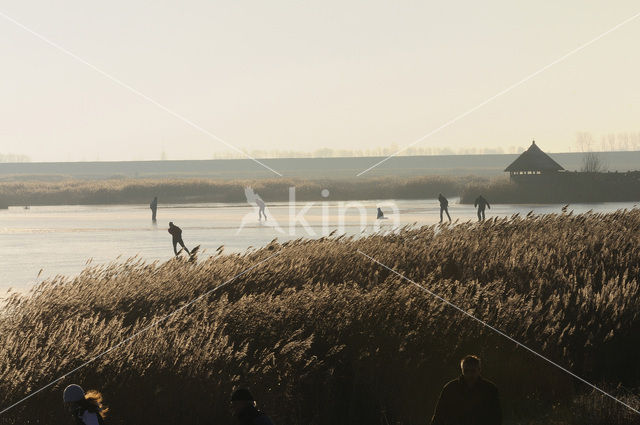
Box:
[0,153,30,163]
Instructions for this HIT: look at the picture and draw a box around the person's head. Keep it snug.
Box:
[63,385,109,418]
[460,355,481,385]
[169,221,174,227]
[231,388,256,415]
[63,384,85,413]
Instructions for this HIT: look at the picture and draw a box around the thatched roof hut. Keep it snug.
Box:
[505,141,564,176]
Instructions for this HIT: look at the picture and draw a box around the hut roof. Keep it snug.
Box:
[504,141,564,172]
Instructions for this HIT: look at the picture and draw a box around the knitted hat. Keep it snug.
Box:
[231,388,254,402]
[63,384,85,403]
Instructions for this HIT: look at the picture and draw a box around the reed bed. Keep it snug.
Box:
[0,175,475,207]
[1,210,640,424]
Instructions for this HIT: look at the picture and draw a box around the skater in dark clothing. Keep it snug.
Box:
[243,187,268,221]
[231,388,276,425]
[168,221,190,256]
[377,207,385,219]
[430,355,502,425]
[256,196,267,221]
[474,195,490,222]
[150,197,158,222]
[63,384,108,425]
[438,193,451,223]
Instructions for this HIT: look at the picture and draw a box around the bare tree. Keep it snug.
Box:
[0,153,31,162]
[630,132,640,151]
[575,132,606,172]
[617,132,630,151]
[608,133,617,151]
[575,131,595,152]
[600,135,608,151]
[581,152,607,173]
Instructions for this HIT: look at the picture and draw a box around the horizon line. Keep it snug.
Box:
[3,149,640,165]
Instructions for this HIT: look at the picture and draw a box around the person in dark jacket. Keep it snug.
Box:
[150,197,158,222]
[430,355,501,425]
[438,193,451,223]
[168,221,190,256]
[474,195,490,222]
[231,388,275,425]
[255,195,267,221]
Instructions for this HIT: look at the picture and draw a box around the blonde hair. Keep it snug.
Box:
[81,390,109,419]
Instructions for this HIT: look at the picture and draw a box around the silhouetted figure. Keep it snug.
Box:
[150,196,158,222]
[244,187,268,222]
[168,222,190,256]
[474,195,490,222]
[256,197,267,221]
[63,384,108,425]
[231,388,275,425]
[438,193,451,223]
[377,207,385,219]
[430,355,501,425]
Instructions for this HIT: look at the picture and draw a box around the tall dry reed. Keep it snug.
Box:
[1,210,640,424]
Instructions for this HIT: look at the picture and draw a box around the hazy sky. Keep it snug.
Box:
[0,1,639,162]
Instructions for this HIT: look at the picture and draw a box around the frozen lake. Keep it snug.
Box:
[1,199,637,293]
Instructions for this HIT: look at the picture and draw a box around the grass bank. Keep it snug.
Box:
[1,210,640,424]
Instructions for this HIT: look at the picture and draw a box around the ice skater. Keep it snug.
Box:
[150,196,158,222]
[256,196,267,221]
[438,193,451,223]
[474,195,491,222]
[244,187,268,221]
[168,221,190,256]
[377,207,387,219]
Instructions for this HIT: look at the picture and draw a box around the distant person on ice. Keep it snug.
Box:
[243,187,267,221]
[377,207,386,219]
[168,221,190,256]
[150,196,158,222]
[231,388,276,425]
[438,193,451,223]
[256,195,267,221]
[474,195,490,222]
[430,355,502,425]
[63,384,108,425]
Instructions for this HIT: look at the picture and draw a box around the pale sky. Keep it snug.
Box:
[0,1,639,162]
